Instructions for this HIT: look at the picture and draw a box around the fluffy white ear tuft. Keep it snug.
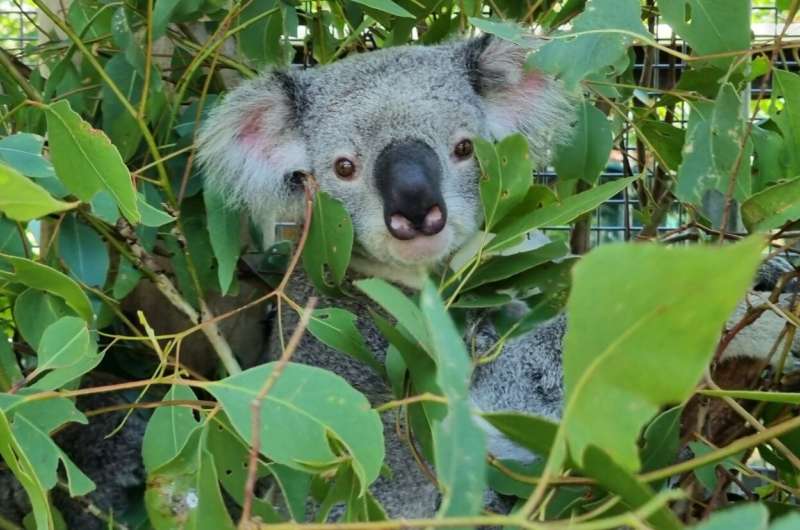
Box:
[464,35,576,165]
[197,71,309,243]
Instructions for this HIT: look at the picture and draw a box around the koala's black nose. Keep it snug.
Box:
[375,139,447,240]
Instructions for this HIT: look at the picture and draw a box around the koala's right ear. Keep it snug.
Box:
[197,71,309,241]
[462,34,575,164]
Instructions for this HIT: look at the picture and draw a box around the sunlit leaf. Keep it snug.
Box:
[207,362,384,493]
[553,99,613,183]
[0,163,76,222]
[560,237,764,471]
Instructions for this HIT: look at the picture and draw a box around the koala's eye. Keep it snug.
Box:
[334,158,356,180]
[453,139,474,160]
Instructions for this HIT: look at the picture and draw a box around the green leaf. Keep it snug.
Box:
[0,162,77,221]
[741,179,800,233]
[44,100,140,223]
[583,446,682,530]
[146,426,236,530]
[0,133,55,179]
[302,191,354,296]
[463,241,569,291]
[307,308,384,374]
[238,0,285,67]
[553,99,613,183]
[35,316,91,373]
[0,216,26,258]
[9,396,88,435]
[637,120,686,172]
[487,177,637,252]
[58,215,109,288]
[204,187,240,295]
[561,237,764,471]
[349,0,414,18]
[143,385,200,472]
[529,0,649,89]
[771,514,800,530]
[468,18,538,47]
[482,412,558,458]
[676,83,752,206]
[137,192,174,226]
[751,126,786,192]
[0,337,22,392]
[640,406,683,475]
[356,278,430,352]
[659,0,750,70]
[0,409,55,530]
[206,415,283,523]
[206,362,384,494]
[11,414,95,496]
[13,289,76,350]
[420,281,487,520]
[690,502,768,530]
[772,70,800,178]
[1,255,93,322]
[475,134,533,230]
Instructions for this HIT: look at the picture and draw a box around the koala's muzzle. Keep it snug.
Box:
[375,140,447,241]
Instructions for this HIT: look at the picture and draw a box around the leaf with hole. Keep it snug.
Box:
[302,191,354,296]
[475,134,533,230]
[308,308,384,374]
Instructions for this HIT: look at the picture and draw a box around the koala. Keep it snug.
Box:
[195,34,575,518]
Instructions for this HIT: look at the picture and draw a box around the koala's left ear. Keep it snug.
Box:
[463,35,575,163]
[197,71,309,244]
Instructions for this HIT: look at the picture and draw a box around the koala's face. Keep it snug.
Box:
[198,36,573,274]
[297,48,491,267]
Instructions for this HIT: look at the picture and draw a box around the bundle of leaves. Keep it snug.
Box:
[1,1,799,529]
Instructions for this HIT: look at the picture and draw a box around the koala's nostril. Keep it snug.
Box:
[389,214,418,240]
[420,205,446,236]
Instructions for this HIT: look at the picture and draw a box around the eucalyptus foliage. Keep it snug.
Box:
[1,1,800,529]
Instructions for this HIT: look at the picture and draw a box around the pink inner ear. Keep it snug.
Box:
[520,70,546,91]
[238,110,265,147]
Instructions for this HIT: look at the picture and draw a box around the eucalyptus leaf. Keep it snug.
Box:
[206,362,384,493]
[529,0,649,89]
[142,385,200,471]
[58,215,109,288]
[44,100,140,223]
[0,133,55,179]
[420,280,487,520]
[741,178,800,233]
[0,162,77,222]
[204,187,240,295]
[487,177,637,252]
[1,255,93,322]
[560,237,764,471]
[350,0,414,18]
[475,134,533,230]
[553,99,613,183]
[659,0,750,70]
[307,307,384,374]
[772,70,800,178]
[302,191,354,296]
[0,409,55,530]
